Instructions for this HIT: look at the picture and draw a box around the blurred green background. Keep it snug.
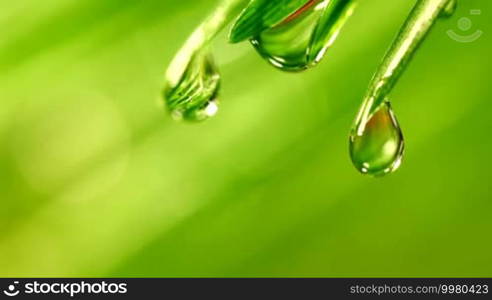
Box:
[0,0,491,277]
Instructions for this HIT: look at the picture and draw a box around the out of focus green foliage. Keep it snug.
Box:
[0,0,490,277]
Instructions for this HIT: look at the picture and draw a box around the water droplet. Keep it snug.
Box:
[349,101,404,177]
[251,0,356,72]
[164,50,220,122]
[440,0,457,18]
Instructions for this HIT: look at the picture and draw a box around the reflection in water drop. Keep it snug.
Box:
[349,101,404,177]
[164,50,220,122]
[251,0,356,72]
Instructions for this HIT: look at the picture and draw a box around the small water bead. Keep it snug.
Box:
[164,51,220,122]
[349,101,405,177]
[251,0,356,72]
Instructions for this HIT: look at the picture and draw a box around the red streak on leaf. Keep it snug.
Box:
[281,0,319,25]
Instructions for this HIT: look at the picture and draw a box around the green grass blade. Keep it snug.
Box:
[353,0,452,135]
[229,0,310,43]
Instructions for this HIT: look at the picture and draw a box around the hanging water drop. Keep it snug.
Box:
[349,101,404,177]
[347,0,451,176]
[250,0,356,72]
[164,50,221,122]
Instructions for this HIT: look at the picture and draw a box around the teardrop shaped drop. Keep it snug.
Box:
[349,102,405,177]
[164,50,220,122]
[250,0,356,72]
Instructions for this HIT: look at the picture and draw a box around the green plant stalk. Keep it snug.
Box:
[353,0,452,135]
[165,0,249,88]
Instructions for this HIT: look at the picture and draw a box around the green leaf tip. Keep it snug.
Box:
[228,0,311,43]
